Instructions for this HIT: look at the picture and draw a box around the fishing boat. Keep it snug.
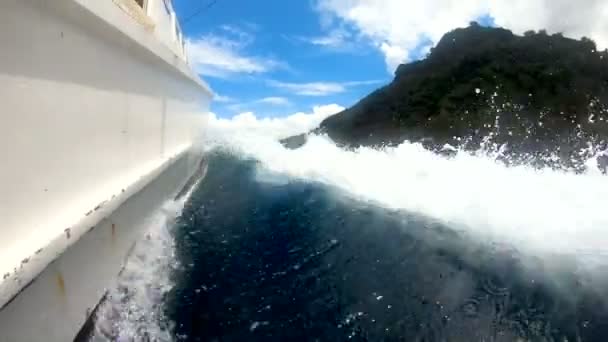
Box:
[0,0,212,340]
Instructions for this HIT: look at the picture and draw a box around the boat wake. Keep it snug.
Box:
[205,106,608,265]
[92,105,608,340]
[89,198,188,341]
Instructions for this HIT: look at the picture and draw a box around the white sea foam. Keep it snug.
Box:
[90,196,190,342]
[206,107,608,264]
[93,105,608,339]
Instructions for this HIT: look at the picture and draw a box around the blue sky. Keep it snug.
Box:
[173,0,390,118]
[172,0,605,119]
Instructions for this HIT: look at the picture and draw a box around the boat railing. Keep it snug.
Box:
[113,0,189,62]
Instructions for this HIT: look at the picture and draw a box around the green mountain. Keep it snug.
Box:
[308,24,608,169]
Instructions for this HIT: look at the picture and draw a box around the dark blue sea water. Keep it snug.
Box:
[160,151,608,341]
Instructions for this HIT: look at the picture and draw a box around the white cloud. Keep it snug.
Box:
[269,80,381,96]
[213,93,235,103]
[186,34,282,78]
[219,24,253,41]
[256,97,292,106]
[225,103,246,113]
[303,27,356,50]
[380,43,408,73]
[316,0,608,73]
[271,81,345,96]
[223,96,292,113]
[207,104,345,140]
[310,31,347,47]
[488,0,608,49]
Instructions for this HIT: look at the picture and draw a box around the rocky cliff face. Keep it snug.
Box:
[312,24,608,169]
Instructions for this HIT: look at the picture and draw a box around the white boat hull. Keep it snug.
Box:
[0,0,211,340]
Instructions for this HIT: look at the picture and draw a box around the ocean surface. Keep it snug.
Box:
[90,110,608,341]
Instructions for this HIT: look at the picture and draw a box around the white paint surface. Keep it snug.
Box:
[0,0,211,334]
